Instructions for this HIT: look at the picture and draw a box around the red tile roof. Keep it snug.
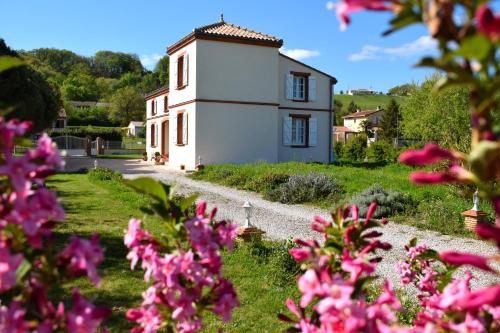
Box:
[195,21,282,43]
[342,108,384,119]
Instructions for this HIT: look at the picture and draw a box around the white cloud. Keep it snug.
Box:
[140,53,162,69]
[348,36,437,62]
[280,47,321,61]
[326,1,336,10]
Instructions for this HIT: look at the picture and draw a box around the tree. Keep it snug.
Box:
[21,48,90,75]
[140,72,161,93]
[388,83,412,96]
[400,74,470,152]
[0,39,61,132]
[347,101,359,114]
[379,99,400,141]
[333,99,344,125]
[92,51,144,78]
[109,87,145,125]
[155,55,169,86]
[95,77,118,101]
[61,71,99,101]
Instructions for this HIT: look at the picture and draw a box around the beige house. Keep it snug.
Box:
[145,17,337,170]
[334,107,384,143]
[127,121,145,137]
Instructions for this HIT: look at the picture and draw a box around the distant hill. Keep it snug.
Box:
[335,94,407,110]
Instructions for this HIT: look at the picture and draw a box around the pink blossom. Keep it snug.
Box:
[365,201,377,222]
[289,247,313,262]
[0,302,28,333]
[409,171,458,184]
[58,235,104,286]
[396,261,415,285]
[334,0,393,30]
[440,251,493,272]
[0,156,37,195]
[213,221,237,251]
[298,269,325,307]
[212,279,240,321]
[341,251,375,283]
[28,134,64,172]
[126,306,163,333]
[0,118,31,154]
[0,248,24,292]
[476,5,500,41]
[399,144,461,166]
[457,285,500,311]
[475,223,500,247]
[67,290,111,333]
[125,219,153,248]
[408,245,428,261]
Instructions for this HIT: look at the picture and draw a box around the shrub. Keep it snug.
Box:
[350,183,413,218]
[366,140,398,163]
[269,172,343,204]
[343,134,367,161]
[47,125,123,141]
[333,141,345,160]
[267,241,301,287]
[248,172,291,193]
[88,167,123,182]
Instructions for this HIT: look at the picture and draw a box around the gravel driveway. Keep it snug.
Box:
[66,158,500,288]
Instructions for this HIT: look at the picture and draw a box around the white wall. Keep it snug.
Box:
[196,40,279,103]
[145,92,168,160]
[277,109,330,163]
[169,42,197,106]
[196,102,278,165]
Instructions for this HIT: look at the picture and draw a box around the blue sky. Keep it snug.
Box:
[0,0,437,92]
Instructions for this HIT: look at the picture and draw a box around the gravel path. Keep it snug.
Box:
[66,158,499,288]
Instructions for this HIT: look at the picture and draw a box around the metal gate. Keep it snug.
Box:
[52,135,86,156]
[91,140,98,156]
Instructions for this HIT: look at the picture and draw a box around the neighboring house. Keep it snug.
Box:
[127,121,145,137]
[145,17,337,170]
[68,101,112,109]
[335,106,384,143]
[51,108,67,131]
[347,88,375,96]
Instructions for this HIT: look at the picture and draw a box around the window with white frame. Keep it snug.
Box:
[175,54,189,89]
[293,76,305,101]
[291,117,306,145]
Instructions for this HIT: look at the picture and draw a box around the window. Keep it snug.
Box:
[177,113,184,145]
[293,76,306,101]
[150,124,155,147]
[176,54,188,89]
[291,117,306,145]
[164,96,168,113]
[151,100,156,116]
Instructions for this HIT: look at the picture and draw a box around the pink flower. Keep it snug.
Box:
[0,302,28,333]
[125,219,153,248]
[0,156,37,196]
[341,251,375,283]
[334,0,393,30]
[298,269,325,308]
[408,245,428,261]
[409,171,459,184]
[0,118,31,154]
[29,134,64,172]
[365,202,377,222]
[457,285,500,311]
[448,313,485,333]
[0,248,24,292]
[476,5,500,41]
[58,235,104,286]
[440,251,493,272]
[396,261,415,285]
[475,223,500,247]
[399,144,461,166]
[214,221,237,251]
[212,279,240,321]
[289,247,313,262]
[67,290,110,333]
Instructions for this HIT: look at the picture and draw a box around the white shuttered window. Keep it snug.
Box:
[309,117,318,146]
[308,76,317,101]
[282,117,292,145]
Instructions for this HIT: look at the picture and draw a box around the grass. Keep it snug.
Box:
[190,162,494,237]
[47,172,299,332]
[336,94,407,110]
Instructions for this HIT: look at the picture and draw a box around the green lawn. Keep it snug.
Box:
[336,94,407,110]
[48,173,298,332]
[190,162,494,237]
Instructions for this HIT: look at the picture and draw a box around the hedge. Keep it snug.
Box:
[46,126,123,141]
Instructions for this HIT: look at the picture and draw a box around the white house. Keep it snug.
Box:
[333,107,385,143]
[145,17,337,170]
[127,121,145,137]
[347,88,375,96]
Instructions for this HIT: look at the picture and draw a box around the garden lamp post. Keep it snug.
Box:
[94,159,98,169]
[242,200,253,228]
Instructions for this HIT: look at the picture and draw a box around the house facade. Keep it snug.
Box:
[127,121,145,137]
[145,17,337,170]
[334,107,384,143]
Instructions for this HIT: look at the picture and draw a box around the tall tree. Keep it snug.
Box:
[388,83,412,96]
[0,39,61,132]
[333,99,344,125]
[61,71,99,101]
[347,101,359,114]
[109,87,145,125]
[92,51,144,78]
[154,55,169,86]
[21,48,90,75]
[379,99,401,141]
[401,74,470,152]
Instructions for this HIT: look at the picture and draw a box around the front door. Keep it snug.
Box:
[161,120,169,159]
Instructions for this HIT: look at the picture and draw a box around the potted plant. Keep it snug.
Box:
[154,152,164,165]
[142,152,148,161]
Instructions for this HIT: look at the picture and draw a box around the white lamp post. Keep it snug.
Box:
[472,189,479,211]
[94,159,98,169]
[242,200,253,228]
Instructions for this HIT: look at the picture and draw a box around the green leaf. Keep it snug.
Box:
[454,35,492,61]
[179,194,197,212]
[417,249,440,261]
[408,238,417,248]
[0,56,25,73]
[16,260,32,283]
[383,7,421,36]
[126,177,169,203]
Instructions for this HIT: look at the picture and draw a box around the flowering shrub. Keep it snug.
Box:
[0,116,109,332]
[124,177,239,332]
[281,1,500,332]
